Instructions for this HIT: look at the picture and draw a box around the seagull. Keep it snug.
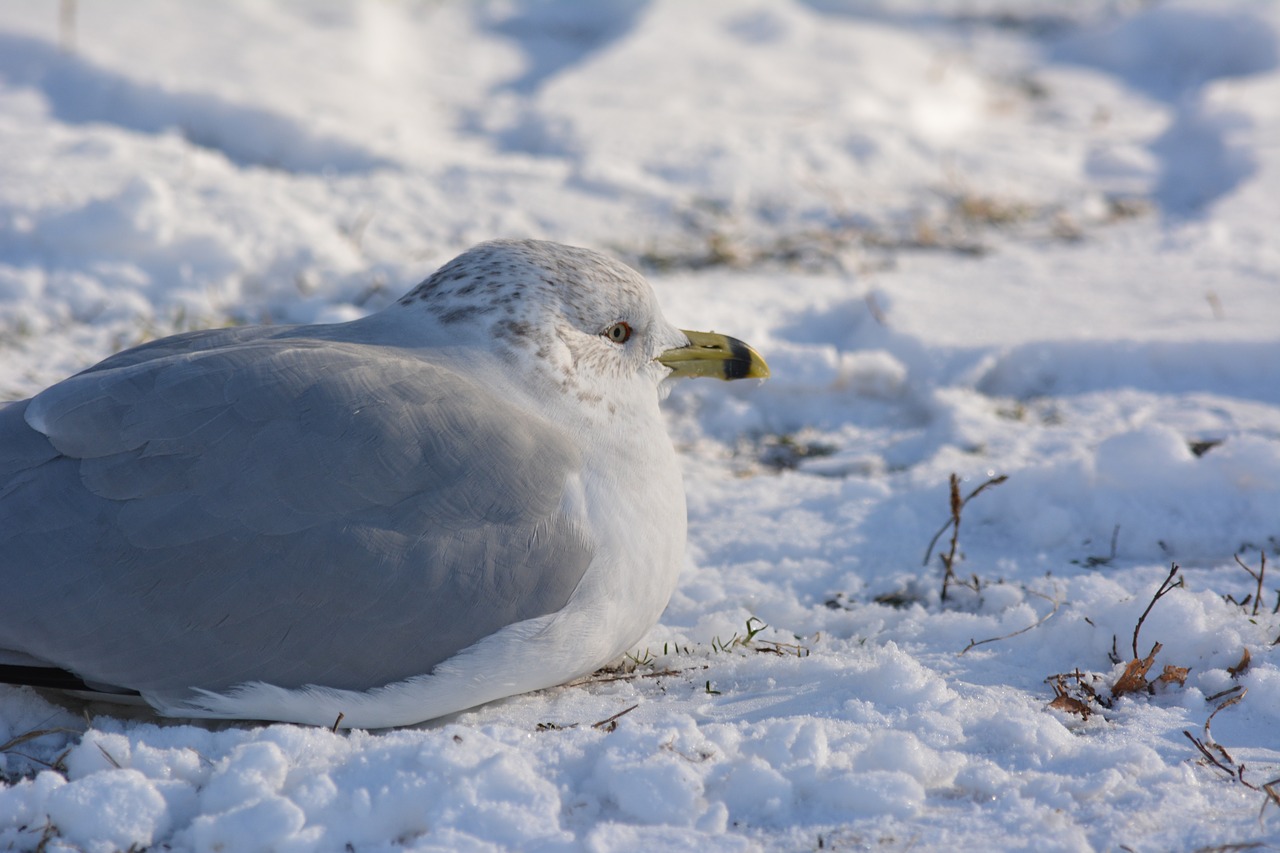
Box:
[0,239,768,728]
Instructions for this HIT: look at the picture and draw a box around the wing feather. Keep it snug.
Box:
[0,334,594,696]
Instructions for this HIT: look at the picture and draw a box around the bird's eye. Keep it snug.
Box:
[604,322,632,344]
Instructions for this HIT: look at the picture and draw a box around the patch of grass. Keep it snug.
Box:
[953,193,1035,227]
[711,617,810,658]
[1071,524,1120,568]
[565,617,810,724]
[624,648,655,668]
[1106,196,1153,221]
[628,223,872,274]
[0,316,36,348]
[827,584,933,613]
[113,304,244,353]
[0,724,79,784]
[870,589,927,610]
[758,434,839,472]
[619,177,1145,276]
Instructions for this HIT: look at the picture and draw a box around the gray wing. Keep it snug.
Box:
[0,336,593,697]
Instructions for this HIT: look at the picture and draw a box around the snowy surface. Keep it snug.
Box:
[3,0,1280,850]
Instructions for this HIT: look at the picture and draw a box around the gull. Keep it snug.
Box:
[0,239,768,728]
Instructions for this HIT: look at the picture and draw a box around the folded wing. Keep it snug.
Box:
[0,334,594,698]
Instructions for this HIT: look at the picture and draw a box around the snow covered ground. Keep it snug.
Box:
[2,0,1280,849]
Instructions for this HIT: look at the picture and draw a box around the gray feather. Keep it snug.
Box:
[0,332,594,696]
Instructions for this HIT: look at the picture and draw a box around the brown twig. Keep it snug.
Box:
[753,639,811,657]
[1262,778,1280,820]
[1233,551,1267,617]
[922,473,1008,601]
[1183,730,1238,779]
[592,704,639,732]
[1185,689,1261,792]
[1205,688,1247,748]
[571,667,686,686]
[0,728,80,754]
[95,743,122,769]
[1133,563,1181,660]
[959,589,1062,655]
[1206,685,1245,704]
[941,474,962,600]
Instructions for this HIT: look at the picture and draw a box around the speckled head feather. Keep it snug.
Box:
[397,239,686,400]
[399,239,652,326]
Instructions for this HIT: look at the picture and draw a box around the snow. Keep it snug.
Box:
[2,0,1280,849]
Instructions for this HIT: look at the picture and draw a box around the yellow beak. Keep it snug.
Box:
[656,330,770,381]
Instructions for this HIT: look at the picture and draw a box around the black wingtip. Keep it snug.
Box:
[0,664,139,695]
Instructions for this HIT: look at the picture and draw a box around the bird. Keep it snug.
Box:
[0,239,768,729]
